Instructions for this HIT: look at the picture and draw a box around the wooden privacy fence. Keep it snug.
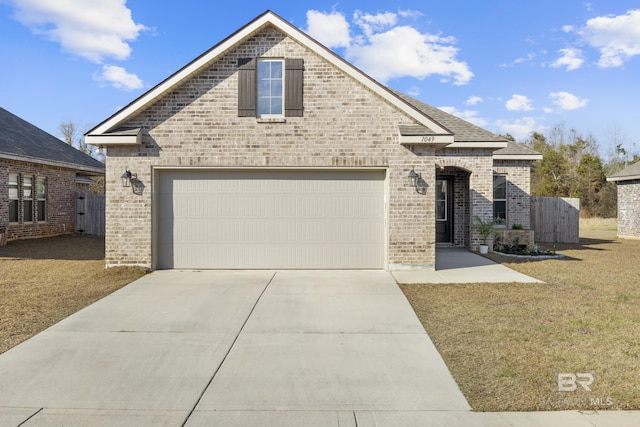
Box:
[76,192,105,236]
[530,196,580,244]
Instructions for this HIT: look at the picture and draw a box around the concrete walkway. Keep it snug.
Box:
[393,247,544,284]
[0,270,637,426]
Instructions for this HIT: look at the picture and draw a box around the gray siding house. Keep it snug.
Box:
[86,11,540,270]
[1,107,104,243]
[607,161,640,239]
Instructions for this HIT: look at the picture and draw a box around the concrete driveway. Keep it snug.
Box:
[0,270,470,426]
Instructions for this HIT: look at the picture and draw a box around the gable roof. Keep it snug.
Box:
[85,10,515,153]
[0,107,104,174]
[607,161,640,182]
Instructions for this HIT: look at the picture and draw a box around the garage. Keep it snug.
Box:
[155,169,386,269]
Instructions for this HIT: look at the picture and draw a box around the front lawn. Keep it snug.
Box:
[0,235,146,354]
[401,219,640,411]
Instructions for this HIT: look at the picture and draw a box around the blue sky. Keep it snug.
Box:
[1,0,639,158]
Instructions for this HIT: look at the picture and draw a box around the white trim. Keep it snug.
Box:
[87,11,452,137]
[399,134,454,145]
[494,154,543,160]
[85,133,141,146]
[447,141,509,149]
[607,174,640,182]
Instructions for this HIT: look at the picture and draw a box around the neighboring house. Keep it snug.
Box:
[86,11,540,270]
[0,107,105,243]
[607,161,640,239]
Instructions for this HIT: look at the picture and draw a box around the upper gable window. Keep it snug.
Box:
[258,59,284,117]
[238,57,304,118]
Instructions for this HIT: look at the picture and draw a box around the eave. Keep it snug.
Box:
[494,153,543,160]
[0,151,105,174]
[607,174,640,182]
[85,128,143,146]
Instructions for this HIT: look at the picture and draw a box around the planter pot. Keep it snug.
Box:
[479,244,489,254]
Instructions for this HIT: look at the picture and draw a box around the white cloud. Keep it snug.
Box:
[353,10,397,37]
[94,65,143,90]
[578,9,640,68]
[10,0,147,63]
[495,117,541,141]
[348,26,473,84]
[465,96,483,106]
[500,52,535,67]
[438,106,487,127]
[549,91,588,111]
[407,86,421,96]
[506,94,534,111]
[398,9,423,19]
[306,10,350,49]
[306,10,473,85]
[551,47,584,71]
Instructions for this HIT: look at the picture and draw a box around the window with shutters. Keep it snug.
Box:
[238,57,304,118]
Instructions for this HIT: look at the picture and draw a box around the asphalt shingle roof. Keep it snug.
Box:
[494,140,542,157]
[608,161,640,181]
[390,89,508,143]
[0,107,104,173]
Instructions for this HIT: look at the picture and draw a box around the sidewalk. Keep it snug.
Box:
[393,247,543,284]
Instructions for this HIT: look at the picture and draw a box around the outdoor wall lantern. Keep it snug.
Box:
[408,169,427,195]
[121,168,135,187]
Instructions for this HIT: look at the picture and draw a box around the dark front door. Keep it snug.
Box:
[436,177,453,244]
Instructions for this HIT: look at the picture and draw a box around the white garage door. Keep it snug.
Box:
[156,169,386,269]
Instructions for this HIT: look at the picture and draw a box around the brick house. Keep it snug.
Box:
[607,161,640,239]
[0,107,105,243]
[86,11,540,270]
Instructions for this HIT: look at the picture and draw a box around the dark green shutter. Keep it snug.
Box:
[238,58,257,117]
[285,58,304,117]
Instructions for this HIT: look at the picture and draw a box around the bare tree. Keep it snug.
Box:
[58,120,103,161]
[59,121,78,146]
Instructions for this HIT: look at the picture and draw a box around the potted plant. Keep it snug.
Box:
[473,216,494,254]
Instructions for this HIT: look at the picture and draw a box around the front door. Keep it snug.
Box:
[436,177,453,244]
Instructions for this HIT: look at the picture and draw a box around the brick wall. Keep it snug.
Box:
[102,26,504,269]
[0,159,77,240]
[617,180,640,239]
[494,160,534,229]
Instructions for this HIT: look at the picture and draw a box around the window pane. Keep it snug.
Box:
[270,61,282,78]
[9,200,18,222]
[37,200,46,222]
[24,176,32,198]
[270,97,283,114]
[436,201,446,221]
[436,180,446,201]
[37,177,46,199]
[271,80,282,96]
[9,174,18,199]
[494,175,506,199]
[258,97,270,115]
[24,200,33,222]
[494,201,506,225]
